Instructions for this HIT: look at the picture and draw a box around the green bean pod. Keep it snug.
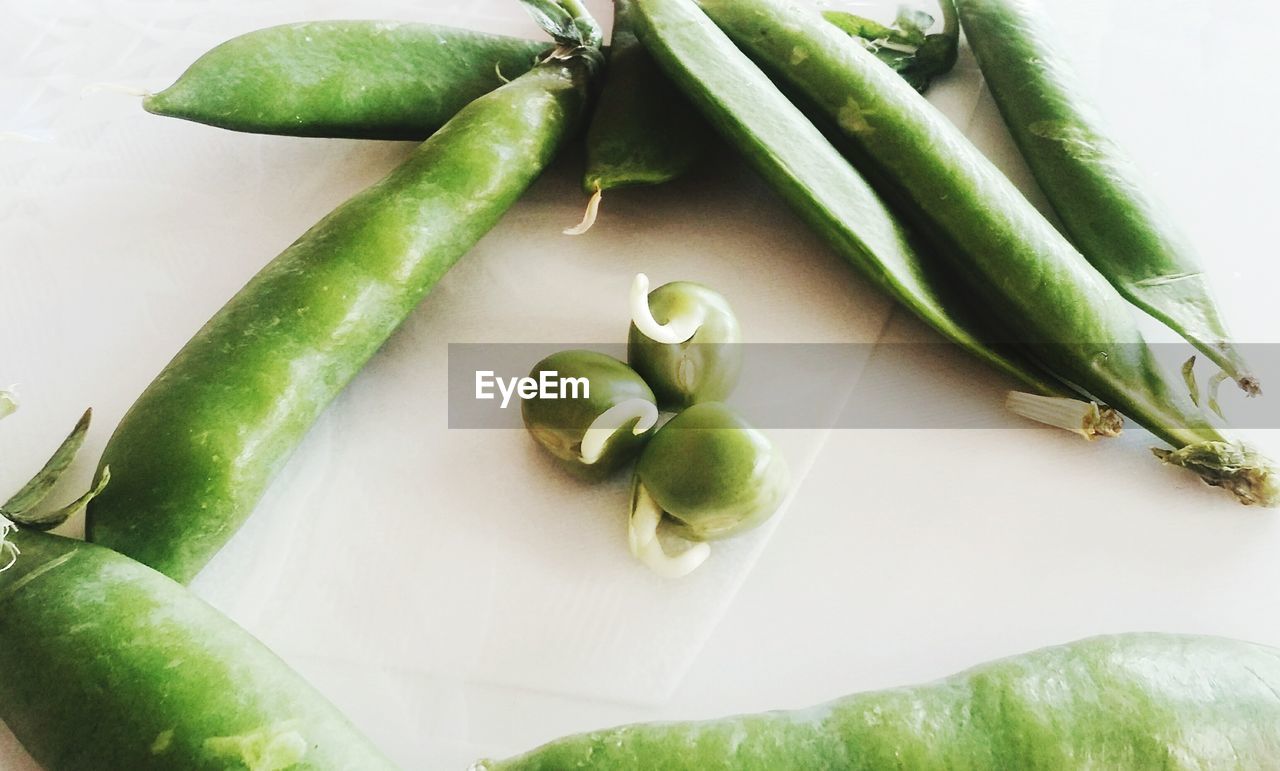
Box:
[619,0,1123,441]
[476,633,1280,769]
[88,3,604,583]
[144,21,548,140]
[955,0,1257,395]
[627,275,742,409]
[691,0,1276,504]
[628,403,788,578]
[580,0,710,193]
[521,350,659,478]
[0,530,396,770]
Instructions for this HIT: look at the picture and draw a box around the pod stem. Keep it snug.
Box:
[628,480,710,578]
[564,184,603,235]
[519,0,605,69]
[630,273,705,344]
[579,399,659,464]
[1006,391,1123,440]
[1152,442,1280,507]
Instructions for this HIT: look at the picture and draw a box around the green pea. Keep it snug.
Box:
[629,402,788,577]
[627,274,742,410]
[522,351,659,478]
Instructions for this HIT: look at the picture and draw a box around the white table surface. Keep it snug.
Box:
[3,0,1279,769]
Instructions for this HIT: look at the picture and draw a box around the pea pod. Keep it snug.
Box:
[691,0,1277,504]
[144,21,548,140]
[627,274,742,409]
[628,403,788,577]
[955,0,1258,395]
[0,529,396,770]
[87,0,605,583]
[522,350,659,477]
[620,0,1121,443]
[475,633,1280,769]
[564,0,711,234]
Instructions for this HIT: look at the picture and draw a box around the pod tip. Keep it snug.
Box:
[1153,441,1279,507]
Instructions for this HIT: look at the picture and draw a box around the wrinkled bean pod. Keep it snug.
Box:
[629,402,788,577]
[522,350,659,478]
[627,274,742,409]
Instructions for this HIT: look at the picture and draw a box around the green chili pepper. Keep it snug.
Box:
[143,21,549,140]
[87,0,605,583]
[0,529,397,770]
[955,0,1258,396]
[628,402,788,578]
[522,350,659,477]
[691,0,1277,504]
[564,0,712,235]
[622,0,1121,442]
[627,274,742,409]
[476,633,1280,769]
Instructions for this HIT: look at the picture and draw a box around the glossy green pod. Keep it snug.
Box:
[616,0,1110,437]
[476,633,1280,769]
[689,0,1277,504]
[89,4,604,583]
[0,530,395,770]
[582,0,710,194]
[521,350,658,477]
[955,0,1256,394]
[144,21,548,140]
[626,276,742,409]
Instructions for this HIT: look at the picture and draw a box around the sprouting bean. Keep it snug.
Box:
[522,350,659,477]
[628,402,788,577]
[626,274,742,410]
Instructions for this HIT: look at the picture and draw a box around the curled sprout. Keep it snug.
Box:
[0,389,16,420]
[0,514,18,573]
[628,484,710,579]
[564,183,603,236]
[1006,391,1123,440]
[579,398,659,464]
[630,273,705,345]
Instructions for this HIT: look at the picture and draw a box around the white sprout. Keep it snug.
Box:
[628,485,710,579]
[629,273,705,345]
[0,514,19,573]
[579,399,658,464]
[563,184,603,235]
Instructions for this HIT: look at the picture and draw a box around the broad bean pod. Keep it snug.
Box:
[88,0,605,582]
